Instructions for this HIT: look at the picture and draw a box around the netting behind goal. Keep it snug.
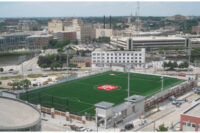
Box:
[21,92,85,115]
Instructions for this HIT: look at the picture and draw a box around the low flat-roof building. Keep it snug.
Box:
[95,95,145,128]
[26,34,53,48]
[110,36,186,50]
[180,98,200,131]
[70,56,91,67]
[0,32,31,50]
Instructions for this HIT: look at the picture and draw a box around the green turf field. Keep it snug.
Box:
[20,71,184,116]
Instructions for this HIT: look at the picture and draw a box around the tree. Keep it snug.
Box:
[71,39,78,45]
[96,37,110,43]
[179,61,189,68]
[21,79,31,90]
[12,82,21,90]
[163,62,168,69]
[51,62,62,70]
[42,45,48,50]
[57,48,64,53]
[69,63,77,67]
[156,124,168,131]
[0,68,3,72]
[49,40,58,48]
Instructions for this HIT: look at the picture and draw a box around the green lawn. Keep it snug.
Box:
[20,71,184,116]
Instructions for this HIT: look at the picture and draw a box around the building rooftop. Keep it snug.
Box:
[124,95,145,103]
[111,36,185,41]
[183,102,200,118]
[95,101,114,109]
[113,102,131,113]
[27,34,52,38]
[71,56,91,60]
[0,97,40,130]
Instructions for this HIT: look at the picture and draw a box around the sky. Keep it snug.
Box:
[0,2,200,18]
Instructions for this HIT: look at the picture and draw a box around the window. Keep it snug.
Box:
[182,121,186,126]
[135,54,137,56]
[139,54,142,56]
[135,57,137,59]
[93,53,96,56]
[102,53,105,56]
[192,123,196,128]
[187,122,191,127]
[115,57,117,59]
[198,124,200,129]
[127,57,129,59]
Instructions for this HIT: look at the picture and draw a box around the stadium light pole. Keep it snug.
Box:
[161,56,165,92]
[127,64,131,102]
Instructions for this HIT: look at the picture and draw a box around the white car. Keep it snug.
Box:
[78,127,86,132]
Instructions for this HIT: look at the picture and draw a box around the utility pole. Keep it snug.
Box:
[188,38,191,73]
[21,56,25,92]
[66,50,69,81]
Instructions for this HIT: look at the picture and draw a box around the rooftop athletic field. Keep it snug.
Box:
[20,71,184,116]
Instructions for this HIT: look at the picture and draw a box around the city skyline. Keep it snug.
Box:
[0,2,200,18]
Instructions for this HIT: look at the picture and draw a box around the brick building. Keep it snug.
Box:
[192,22,200,34]
[55,31,77,41]
[70,57,91,67]
[27,34,53,48]
[180,98,200,131]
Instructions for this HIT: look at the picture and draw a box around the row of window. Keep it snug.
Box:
[93,60,142,63]
[182,121,200,129]
[93,57,142,60]
[92,53,142,56]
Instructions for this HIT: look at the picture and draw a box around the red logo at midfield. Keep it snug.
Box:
[96,85,119,91]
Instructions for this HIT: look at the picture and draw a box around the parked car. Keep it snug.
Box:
[9,69,14,71]
[78,127,86,131]
[124,123,134,130]
[169,95,176,101]
[172,100,182,107]
[27,69,32,71]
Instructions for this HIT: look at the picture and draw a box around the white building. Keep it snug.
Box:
[110,36,186,50]
[91,48,145,68]
[96,28,113,39]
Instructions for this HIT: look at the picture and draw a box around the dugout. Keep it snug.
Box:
[95,95,145,128]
